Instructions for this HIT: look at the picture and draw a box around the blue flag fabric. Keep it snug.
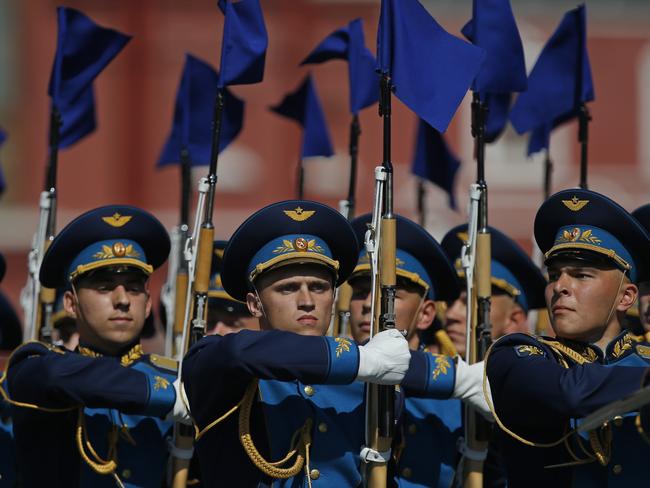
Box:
[510,4,594,135]
[301,18,378,114]
[461,0,527,94]
[461,0,527,142]
[48,7,131,148]
[49,7,131,107]
[0,130,6,195]
[412,119,461,209]
[58,86,96,149]
[158,54,244,167]
[376,0,485,133]
[527,124,551,156]
[217,0,268,87]
[270,75,334,159]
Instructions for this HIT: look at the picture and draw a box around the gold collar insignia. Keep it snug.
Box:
[78,343,144,367]
[562,196,589,212]
[283,206,315,222]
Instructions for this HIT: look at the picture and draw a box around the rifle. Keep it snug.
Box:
[21,108,61,343]
[170,89,224,488]
[461,93,492,488]
[361,73,396,488]
[331,115,361,338]
[162,149,191,357]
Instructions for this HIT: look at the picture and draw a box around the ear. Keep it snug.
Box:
[63,290,77,318]
[144,290,152,319]
[617,282,638,312]
[415,300,437,331]
[246,292,264,318]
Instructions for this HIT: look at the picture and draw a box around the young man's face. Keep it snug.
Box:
[545,258,636,342]
[64,268,151,354]
[246,263,335,336]
[444,290,525,358]
[206,306,259,336]
[348,274,431,346]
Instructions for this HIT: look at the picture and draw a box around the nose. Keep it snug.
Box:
[297,283,315,311]
[446,299,466,323]
[552,271,571,297]
[360,290,373,314]
[112,285,130,310]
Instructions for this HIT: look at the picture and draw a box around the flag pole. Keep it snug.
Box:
[578,103,590,189]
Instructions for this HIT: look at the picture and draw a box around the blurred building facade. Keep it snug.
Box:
[0,0,649,316]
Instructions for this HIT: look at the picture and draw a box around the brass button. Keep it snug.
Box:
[402,467,412,478]
[318,422,328,433]
[122,469,132,479]
[304,385,315,397]
[310,469,320,480]
[613,464,622,475]
[408,424,417,435]
[613,416,623,427]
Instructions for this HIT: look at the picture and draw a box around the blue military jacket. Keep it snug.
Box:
[487,330,650,488]
[5,341,177,488]
[395,394,462,488]
[183,330,457,487]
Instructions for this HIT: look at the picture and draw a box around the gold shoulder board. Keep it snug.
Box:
[149,354,178,372]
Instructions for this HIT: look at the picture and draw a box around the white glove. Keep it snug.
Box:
[356,329,411,385]
[453,358,493,421]
[166,378,192,426]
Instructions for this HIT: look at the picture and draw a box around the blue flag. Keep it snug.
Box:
[461,0,527,142]
[158,54,244,167]
[461,0,527,94]
[376,0,485,133]
[510,4,594,135]
[412,119,461,209]
[58,86,96,149]
[301,18,378,114]
[270,75,334,159]
[48,7,131,148]
[527,124,551,156]
[217,0,268,87]
[0,130,6,195]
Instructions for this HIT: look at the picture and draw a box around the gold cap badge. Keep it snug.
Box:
[562,196,589,212]
[102,213,132,227]
[112,242,127,257]
[284,206,315,222]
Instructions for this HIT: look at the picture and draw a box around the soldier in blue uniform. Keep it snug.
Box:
[182,200,492,487]
[441,225,547,359]
[631,205,650,340]
[441,224,547,488]
[205,240,258,336]
[3,205,190,488]
[346,214,465,488]
[486,189,650,487]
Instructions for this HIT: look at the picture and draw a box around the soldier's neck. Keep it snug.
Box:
[592,318,623,353]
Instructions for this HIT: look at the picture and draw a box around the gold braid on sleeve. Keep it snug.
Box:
[483,338,612,467]
[192,379,315,486]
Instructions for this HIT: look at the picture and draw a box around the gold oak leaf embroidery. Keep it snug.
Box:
[612,334,634,358]
[93,244,140,260]
[153,376,170,391]
[334,337,351,358]
[432,355,451,381]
